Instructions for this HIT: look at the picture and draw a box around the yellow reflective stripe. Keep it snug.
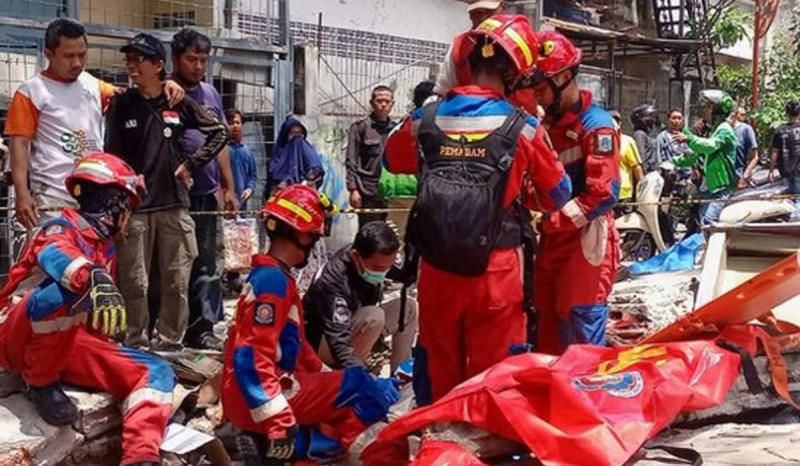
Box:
[504,28,533,67]
[444,132,491,143]
[276,198,312,222]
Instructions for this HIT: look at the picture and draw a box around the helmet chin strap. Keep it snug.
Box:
[544,73,574,118]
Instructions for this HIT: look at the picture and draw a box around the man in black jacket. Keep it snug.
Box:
[303,221,417,372]
[105,33,229,350]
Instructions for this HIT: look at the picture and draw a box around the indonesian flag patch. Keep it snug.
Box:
[162,111,180,125]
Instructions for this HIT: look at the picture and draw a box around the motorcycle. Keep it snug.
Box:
[615,163,695,261]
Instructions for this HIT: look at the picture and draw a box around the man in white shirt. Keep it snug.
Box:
[5,18,182,230]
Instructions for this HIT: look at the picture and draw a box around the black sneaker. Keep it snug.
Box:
[27,382,78,426]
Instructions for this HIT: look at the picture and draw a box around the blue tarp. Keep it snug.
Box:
[629,233,704,275]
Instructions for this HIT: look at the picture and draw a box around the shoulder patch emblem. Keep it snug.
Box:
[43,224,64,237]
[596,133,614,155]
[254,302,275,326]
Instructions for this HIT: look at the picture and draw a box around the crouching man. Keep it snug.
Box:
[0,153,175,466]
[303,221,417,373]
[221,185,401,465]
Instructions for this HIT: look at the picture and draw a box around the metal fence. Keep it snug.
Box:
[0,0,290,283]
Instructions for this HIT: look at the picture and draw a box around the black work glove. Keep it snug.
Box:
[79,267,126,337]
[264,425,297,463]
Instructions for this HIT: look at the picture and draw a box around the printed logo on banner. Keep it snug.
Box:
[572,371,644,398]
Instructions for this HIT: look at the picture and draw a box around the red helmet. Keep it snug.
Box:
[534,30,583,78]
[65,152,145,208]
[464,15,539,77]
[261,184,326,235]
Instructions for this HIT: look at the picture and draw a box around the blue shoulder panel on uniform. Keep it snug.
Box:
[233,345,272,409]
[524,115,540,129]
[580,105,616,131]
[437,94,513,118]
[249,265,289,299]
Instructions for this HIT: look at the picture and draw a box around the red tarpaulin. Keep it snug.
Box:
[362,326,768,466]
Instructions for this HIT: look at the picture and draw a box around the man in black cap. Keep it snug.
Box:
[105,33,229,350]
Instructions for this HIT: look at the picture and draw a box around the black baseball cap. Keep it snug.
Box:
[120,33,166,61]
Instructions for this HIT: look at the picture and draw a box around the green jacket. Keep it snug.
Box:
[674,121,737,194]
[378,166,417,199]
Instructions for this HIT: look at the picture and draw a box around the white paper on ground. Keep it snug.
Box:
[161,423,215,455]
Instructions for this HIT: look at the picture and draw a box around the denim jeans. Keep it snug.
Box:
[699,189,731,225]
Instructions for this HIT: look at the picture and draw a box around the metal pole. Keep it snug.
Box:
[751,0,761,109]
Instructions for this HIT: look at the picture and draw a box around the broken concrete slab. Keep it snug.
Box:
[0,393,64,458]
[639,423,800,465]
[58,430,122,466]
[0,392,85,465]
[62,389,121,440]
[33,426,82,466]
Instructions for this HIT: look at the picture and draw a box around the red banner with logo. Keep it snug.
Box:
[362,327,759,466]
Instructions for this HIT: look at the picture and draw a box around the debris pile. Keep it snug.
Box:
[607,270,699,345]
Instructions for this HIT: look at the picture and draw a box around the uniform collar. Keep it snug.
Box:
[61,208,103,242]
[545,90,594,127]
[448,85,505,100]
[252,253,292,272]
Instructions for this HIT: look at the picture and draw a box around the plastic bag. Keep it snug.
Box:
[223,217,258,272]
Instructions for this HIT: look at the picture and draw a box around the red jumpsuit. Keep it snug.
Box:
[535,90,621,354]
[383,85,572,405]
[0,208,175,465]
[221,254,394,462]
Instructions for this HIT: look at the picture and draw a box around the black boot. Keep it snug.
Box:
[27,382,78,426]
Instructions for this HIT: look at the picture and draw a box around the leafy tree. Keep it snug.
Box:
[718,35,800,147]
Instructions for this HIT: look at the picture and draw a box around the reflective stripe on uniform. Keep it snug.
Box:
[122,387,173,415]
[61,256,92,290]
[558,147,583,165]
[250,393,289,423]
[563,200,589,228]
[520,123,536,141]
[435,115,508,133]
[30,312,87,334]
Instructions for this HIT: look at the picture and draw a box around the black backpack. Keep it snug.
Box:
[406,101,528,276]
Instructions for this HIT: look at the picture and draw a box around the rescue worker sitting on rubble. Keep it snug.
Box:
[530,31,621,355]
[670,90,738,225]
[0,153,175,466]
[221,185,401,465]
[303,221,418,373]
[383,15,572,406]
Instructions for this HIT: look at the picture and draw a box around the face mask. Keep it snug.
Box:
[356,255,389,285]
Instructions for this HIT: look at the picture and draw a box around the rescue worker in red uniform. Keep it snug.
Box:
[530,31,621,354]
[383,15,572,405]
[439,14,540,115]
[0,153,175,466]
[221,184,400,465]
